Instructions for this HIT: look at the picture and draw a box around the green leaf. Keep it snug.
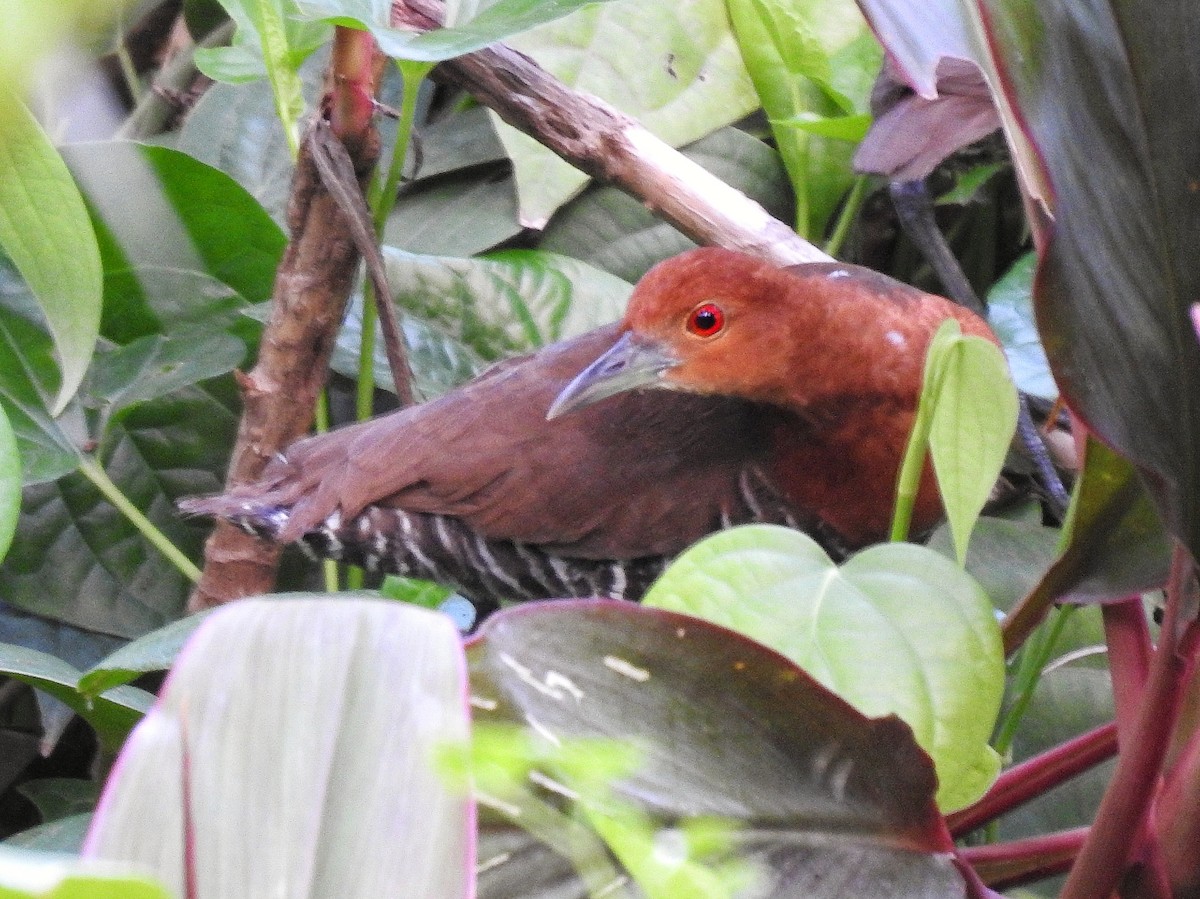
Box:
[17,778,101,824]
[726,0,878,236]
[4,814,93,855]
[539,126,793,282]
[383,171,522,258]
[985,252,1057,400]
[0,642,152,753]
[980,0,1200,562]
[85,598,473,899]
[0,386,237,639]
[0,99,102,416]
[60,141,287,341]
[928,328,1020,564]
[644,526,1004,811]
[0,398,21,561]
[383,249,632,359]
[494,0,759,227]
[0,844,171,899]
[296,0,625,62]
[79,612,214,698]
[0,266,82,485]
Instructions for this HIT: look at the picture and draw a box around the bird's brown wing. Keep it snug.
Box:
[198,324,790,561]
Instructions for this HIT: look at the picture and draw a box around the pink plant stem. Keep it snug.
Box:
[1102,597,1153,739]
[946,721,1117,837]
[960,826,1088,890]
[1060,545,1200,899]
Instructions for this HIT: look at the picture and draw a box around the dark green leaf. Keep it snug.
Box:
[539,127,794,282]
[927,517,1061,613]
[0,386,237,639]
[468,600,967,897]
[1004,438,1172,653]
[986,253,1056,400]
[0,270,81,484]
[17,778,101,824]
[980,0,1200,560]
[0,642,151,752]
[79,612,213,698]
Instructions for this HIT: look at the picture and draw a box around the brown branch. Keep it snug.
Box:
[187,29,385,610]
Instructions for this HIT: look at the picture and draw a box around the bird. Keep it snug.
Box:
[181,247,996,615]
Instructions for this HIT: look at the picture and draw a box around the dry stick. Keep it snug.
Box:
[188,30,385,610]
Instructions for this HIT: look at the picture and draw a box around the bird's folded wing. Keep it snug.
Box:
[195,324,788,560]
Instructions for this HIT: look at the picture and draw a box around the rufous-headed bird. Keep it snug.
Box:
[182,248,996,613]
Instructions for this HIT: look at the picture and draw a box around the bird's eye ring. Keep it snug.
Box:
[687,302,725,338]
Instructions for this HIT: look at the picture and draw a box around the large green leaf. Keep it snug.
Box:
[644,526,1004,811]
[0,100,102,416]
[384,249,631,359]
[0,386,238,639]
[0,265,82,485]
[61,141,286,343]
[495,0,760,226]
[538,126,794,282]
[726,0,878,237]
[979,0,1200,561]
[295,0,625,62]
[0,642,152,753]
[85,598,473,899]
[468,600,966,897]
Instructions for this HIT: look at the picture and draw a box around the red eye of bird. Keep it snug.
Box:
[687,302,725,337]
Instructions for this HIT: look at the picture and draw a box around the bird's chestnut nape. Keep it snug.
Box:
[686,302,726,338]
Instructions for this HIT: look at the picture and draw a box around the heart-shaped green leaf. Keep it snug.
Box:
[644,525,1004,811]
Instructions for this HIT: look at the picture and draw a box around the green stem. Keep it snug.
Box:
[993,605,1075,756]
[889,391,936,543]
[823,175,869,258]
[78,455,201,583]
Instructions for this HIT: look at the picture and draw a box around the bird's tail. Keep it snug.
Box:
[177,495,293,541]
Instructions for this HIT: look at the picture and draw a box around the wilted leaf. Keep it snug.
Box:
[85,598,473,899]
[644,526,1004,811]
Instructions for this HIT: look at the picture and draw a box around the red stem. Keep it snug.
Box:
[1060,544,1198,899]
[960,826,1088,891]
[1102,598,1153,741]
[946,721,1117,837]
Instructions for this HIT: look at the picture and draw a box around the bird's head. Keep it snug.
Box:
[547,246,996,420]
